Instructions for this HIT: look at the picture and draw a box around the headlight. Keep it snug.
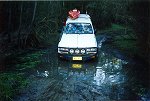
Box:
[70,49,74,54]
[75,49,80,54]
[86,48,97,51]
[91,48,97,51]
[58,47,69,54]
[81,49,85,54]
[59,48,68,51]
[86,48,97,54]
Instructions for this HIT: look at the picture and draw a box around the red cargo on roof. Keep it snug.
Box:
[68,9,80,20]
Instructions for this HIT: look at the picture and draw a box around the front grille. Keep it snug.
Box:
[59,47,97,55]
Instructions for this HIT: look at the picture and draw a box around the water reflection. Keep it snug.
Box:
[93,52,126,86]
[36,70,49,77]
[72,64,82,69]
[94,67,105,85]
[33,51,143,101]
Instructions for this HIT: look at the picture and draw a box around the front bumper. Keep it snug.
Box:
[58,53,97,61]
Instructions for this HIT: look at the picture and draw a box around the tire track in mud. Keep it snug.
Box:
[14,45,123,101]
[32,47,107,101]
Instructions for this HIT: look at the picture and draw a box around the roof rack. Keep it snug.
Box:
[78,14,90,19]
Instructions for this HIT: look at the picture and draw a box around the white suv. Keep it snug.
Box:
[58,14,98,61]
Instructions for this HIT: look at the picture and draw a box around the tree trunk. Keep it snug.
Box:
[31,1,37,26]
[24,1,37,47]
[8,2,12,43]
[63,1,65,7]
[17,1,23,48]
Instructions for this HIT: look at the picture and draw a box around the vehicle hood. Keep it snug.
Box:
[58,34,97,48]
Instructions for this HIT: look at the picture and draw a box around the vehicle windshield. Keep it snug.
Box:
[65,23,93,34]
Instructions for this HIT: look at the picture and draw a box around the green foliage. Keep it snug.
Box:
[98,23,138,57]
[15,61,40,70]
[34,22,59,45]
[113,40,138,55]
[0,50,47,101]
[111,24,125,30]
[0,73,28,101]
[32,2,63,46]
[98,23,135,36]
[13,51,47,70]
[86,1,112,29]
[0,1,137,48]
[110,24,138,56]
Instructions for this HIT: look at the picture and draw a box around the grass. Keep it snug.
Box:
[111,24,138,56]
[0,50,47,101]
[111,23,127,29]
[98,23,133,34]
[0,72,28,101]
[113,39,138,56]
[98,23,138,57]
[15,61,40,70]
[6,50,47,71]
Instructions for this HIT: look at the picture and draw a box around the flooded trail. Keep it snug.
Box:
[14,36,149,101]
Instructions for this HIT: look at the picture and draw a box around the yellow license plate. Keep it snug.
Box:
[72,57,82,60]
[72,64,82,68]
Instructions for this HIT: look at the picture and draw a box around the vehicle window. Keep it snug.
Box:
[65,23,93,34]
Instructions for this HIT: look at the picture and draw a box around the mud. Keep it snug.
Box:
[14,35,150,101]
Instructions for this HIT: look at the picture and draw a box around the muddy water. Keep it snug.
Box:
[14,37,149,101]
